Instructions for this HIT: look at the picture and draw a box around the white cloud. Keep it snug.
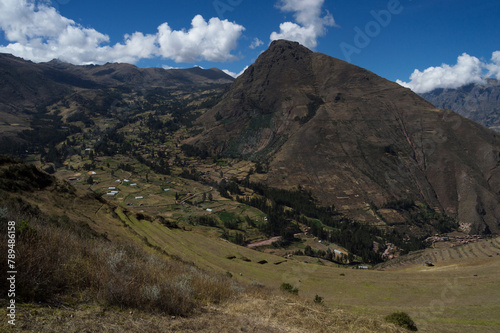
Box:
[222,69,237,77]
[396,53,495,94]
[237,65,249,77]
[162,64,181,70]
[486,51,500,79]
[222,65,248,78]
[249,38,263,49]
[270,0,336,49]
[157,15,245,63]
[0,0,245,65]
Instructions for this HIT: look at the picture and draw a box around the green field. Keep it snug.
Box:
[100,205,500,332]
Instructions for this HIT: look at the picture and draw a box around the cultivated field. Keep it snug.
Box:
[100,208,500,333]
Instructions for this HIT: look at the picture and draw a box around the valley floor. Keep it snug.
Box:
[72,211,500,333]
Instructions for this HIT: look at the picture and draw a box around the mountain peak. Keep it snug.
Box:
[231,40,316,111]
[267,39,313,53]
[253,39,313,69]
[189,42,500,235]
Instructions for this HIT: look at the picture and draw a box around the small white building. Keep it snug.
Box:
[334,250,343,255]
[130,183,137,186]
[106,192,116,196]
[164,188,170,192]
[135,196,143,199]
[108,187,116,190]
[206,208,213,212]
[124,179,130,182]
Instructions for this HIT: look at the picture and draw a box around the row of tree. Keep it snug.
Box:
[234,182,427,263]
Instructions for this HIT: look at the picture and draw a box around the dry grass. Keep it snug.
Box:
[0,197,407,332]
[0,293,406,333]
[0,209,237,317]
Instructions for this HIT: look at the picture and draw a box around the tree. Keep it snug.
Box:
[86,175,94,185]
[304,245,314,257]
[233,232,245,245]
[255,162,265,174]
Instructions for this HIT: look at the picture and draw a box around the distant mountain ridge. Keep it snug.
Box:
[420,79,500,132]
[189,40,500,234]
[0,53,234,137]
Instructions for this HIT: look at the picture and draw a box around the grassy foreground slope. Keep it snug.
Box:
[123,219,500,333]
[0,156,405,332]
[0,156,499,332]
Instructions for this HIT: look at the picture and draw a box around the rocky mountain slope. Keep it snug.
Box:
[189,40,500,234]
[420,79,500,132]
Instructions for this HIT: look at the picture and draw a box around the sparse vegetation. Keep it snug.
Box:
[383,199,458,234]
[385,312,418,331]
[295,94,324,124]
[314,294,324,304]
[280,282,299,295]
[0,202,237,316]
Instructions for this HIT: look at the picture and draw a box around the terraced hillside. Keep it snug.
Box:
[91,211,500,333]
[377,236,500,270]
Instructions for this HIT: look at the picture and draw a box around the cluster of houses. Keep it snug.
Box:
[381,243,402,259]
[425,233,484,247]
[450,235,484,247]
[105,179,137,196]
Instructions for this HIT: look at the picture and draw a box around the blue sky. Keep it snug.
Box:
[1,0,499,93]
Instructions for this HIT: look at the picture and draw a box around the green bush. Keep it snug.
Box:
[385,312,418,331]
[313,294,323,304]
[280,282,298,295]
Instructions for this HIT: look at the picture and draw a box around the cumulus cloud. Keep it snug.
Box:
[157,15,244,63]
[397,52,500,94]
[249,38,263,49]
[270,0,336,49]
[0,0,245,65]
[487,51,500,78]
